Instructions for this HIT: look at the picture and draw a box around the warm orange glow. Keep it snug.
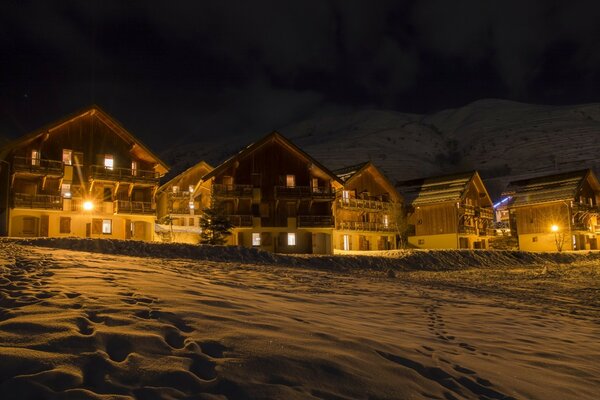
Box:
[83,201,94,211]
[551,224,559,232]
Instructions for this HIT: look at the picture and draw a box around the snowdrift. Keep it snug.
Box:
[2,237,598,272]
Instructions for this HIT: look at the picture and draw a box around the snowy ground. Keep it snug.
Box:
[1,241,599,399]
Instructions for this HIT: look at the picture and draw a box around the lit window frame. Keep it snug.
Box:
[287,233,296,246]
[62,149,72,165]
[286,174,296,188]
[102,219,112,234]
[252,233,261,246]
[104,154,114,170]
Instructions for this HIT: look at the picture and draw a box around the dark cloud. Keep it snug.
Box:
[1,0,599,150]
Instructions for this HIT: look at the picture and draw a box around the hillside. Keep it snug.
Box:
[161,99,600,199]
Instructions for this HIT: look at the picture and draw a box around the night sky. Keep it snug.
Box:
[2,1,599,150]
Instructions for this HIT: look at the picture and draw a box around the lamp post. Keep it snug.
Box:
[551,224,564,252]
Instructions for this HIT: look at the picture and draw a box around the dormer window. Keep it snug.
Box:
[62,149,72,165]
[286,175,295,188]
[104,154,114,170]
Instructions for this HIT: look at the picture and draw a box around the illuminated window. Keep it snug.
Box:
[102,219,112,234]
[286,175,295,188]
[312,178,319,192]
[31,150,40,166]
[342,190,350,203]
[287,233,296,246]
[252,233,261,246]
[131,161,137,176]
[383,215,389,228]
[172,186,179,193]
[189,201,195,210]
[62,149,72,165]
[188,185,194,193]
[61,183,71,198]
[343,234,350,251]
[104,155,114,170]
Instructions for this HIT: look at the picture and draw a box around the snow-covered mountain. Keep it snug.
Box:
[162,99,600,199]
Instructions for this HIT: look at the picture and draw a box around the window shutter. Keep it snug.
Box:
[60,217,71,234]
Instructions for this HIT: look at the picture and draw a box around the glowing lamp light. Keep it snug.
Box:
[551,224,559,232]
[83,201,94,211]
[189,201,195,210]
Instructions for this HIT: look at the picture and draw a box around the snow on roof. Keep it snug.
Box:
[332,162,370,182]
[396,171,475,206]
[504,169,591,207]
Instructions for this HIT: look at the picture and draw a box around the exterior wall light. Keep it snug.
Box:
[83,201,94,211]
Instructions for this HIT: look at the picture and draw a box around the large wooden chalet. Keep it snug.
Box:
[333,162,402,251]
[0,106,168,240]
[396,171,495,249]
[155,160,213,243]
[198,132,343,254]
[503,169,600,251]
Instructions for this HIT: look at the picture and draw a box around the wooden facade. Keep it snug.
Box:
[0,106,168,240]
[199,132,342,254]
[333,162,402,251]
[397,171,495,249]
[155,161,213,243]
[505,169,600,251]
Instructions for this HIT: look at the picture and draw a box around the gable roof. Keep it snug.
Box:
[396,171,489,206]
[201,131,343,184]
[158,160,213,193]
[0,105,169,175]
[333,162,370,183]
[334,161,402,202]
[503,169,599,207]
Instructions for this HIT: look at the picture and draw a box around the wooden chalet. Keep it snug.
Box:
[0,106,168,240]
[155,160,213,243]
[396,171,495,249]
[503,169,600,251]
[199,132,343,254]
[332,162,402,251]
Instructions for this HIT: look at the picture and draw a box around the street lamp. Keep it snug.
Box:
[551,224,564,252]
[83,201,94,211]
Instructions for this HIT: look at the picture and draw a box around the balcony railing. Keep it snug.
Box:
[12,193,63,210]
[572,203,600,214]
[89,165,160,183]
[226,214,253,227]
[168,191,193,199]
[460,204,476,216]
[275,186,311,198]
[458,225,477,235]
[297,215,334,227]
[479,228,496,237]
[213,184,253,198]
[336,220,397,232]
[477,207,494,220]
[12,156,63,176]
[170,206,193,215]
[114,200,155,215]
[336,197,393,211]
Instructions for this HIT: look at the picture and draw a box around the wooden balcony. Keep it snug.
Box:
[336,197,392,211]
[12,193,63,210]
[297,215,334,227]
[275,186,334,200]
[170,206,193,215]
[460,204,476,216]
[89,165,160,184]
[226,214,253,227]
[114,200,155,215]
[213,184,253,198]
[458,225,477,235]
[477,207,494,220]
[479,228,496,237]
[12,156,63,176]
[572,203,600,214]
[336,221,397,232]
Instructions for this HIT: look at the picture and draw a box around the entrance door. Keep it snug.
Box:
[86,223,91,237]
[133,221,146,240]
[459,237,469,249]
[40,215,49,237]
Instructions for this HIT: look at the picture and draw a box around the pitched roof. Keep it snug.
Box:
[158,160,213,193]
[0,105,169,175]
[504,169,598,207]
[202,131,343,184]
[333,162,370,182]
[396,171,479,206]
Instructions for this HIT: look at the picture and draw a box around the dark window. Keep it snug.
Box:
[103,188,112,202]
[60,217,71,234]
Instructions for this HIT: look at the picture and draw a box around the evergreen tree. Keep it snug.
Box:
[199,200,233,245]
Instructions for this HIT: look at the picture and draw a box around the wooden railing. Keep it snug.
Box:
[572,203,600,214]
[297,215,334,227]
[336,197,393,211]
[213,184,253,198]
[477,207,494,220]
[336,220,397,232]
[12,156,63,175]
[226,215,253,227]
[114,200,154,214]
[12,193,63,209]
[89,165,160,183]
[458,225,477,235]
[460,204,476,216]
[275,186,335,200]
[479,228,496,237]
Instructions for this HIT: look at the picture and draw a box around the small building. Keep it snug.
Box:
[332,162,402,252]
[504,169,600,251]
[396,171,495,249]
[0,106,168,240]
[155,161,213,244]
[199,132,343,254]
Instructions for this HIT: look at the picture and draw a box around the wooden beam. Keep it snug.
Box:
[41,176,47,190]
[128,183,134,198]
